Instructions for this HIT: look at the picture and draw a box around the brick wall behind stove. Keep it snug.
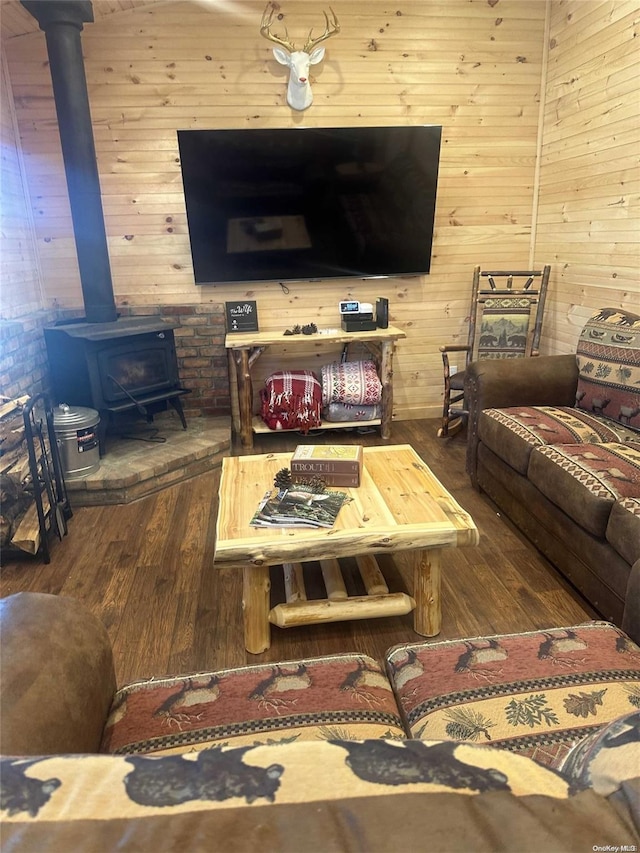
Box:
[0,305,231,417]
[0,311,56,402]
[118,303,231,418]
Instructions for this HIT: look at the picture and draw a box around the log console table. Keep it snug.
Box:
[225,325,406,450]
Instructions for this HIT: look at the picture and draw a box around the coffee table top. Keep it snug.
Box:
[215,444,478,569]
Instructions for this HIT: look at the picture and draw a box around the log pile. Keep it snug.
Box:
[0,396,40,553]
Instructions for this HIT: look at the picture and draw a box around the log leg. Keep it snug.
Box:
[236,349,254,451]
[411,548,442,637]
[227,350,241,435]
[379,340,395,440]
[242,564,271,654]
[283,562,307,603]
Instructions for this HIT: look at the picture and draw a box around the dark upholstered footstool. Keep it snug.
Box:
[386,622,640,767]
[100,653,406,755]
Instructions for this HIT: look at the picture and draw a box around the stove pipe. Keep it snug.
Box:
[21,0,118,324]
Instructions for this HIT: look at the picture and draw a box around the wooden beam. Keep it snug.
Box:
[269,593,416,629]
[283,562,307,603]
[356,554,389,596]
[320,558,348,600]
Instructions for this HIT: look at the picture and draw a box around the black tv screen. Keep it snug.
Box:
[177,125,442,286]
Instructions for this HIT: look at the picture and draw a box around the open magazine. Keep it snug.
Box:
[250,485,349,529]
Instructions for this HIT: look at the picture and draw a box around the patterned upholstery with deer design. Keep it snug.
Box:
[99,654,406,755]
[387,621,640,770]
[575,308,640,430]
[465,308,640,627]
[2,591,640,849]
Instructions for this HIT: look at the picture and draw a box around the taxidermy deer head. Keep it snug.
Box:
[260,4,340,111]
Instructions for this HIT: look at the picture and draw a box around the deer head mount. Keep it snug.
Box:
[260,4,340,111]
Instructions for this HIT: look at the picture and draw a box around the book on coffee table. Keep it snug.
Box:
[250,484,349,529]
[291,444,363,487]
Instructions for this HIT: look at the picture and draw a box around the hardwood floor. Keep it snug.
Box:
[0,419,597,687]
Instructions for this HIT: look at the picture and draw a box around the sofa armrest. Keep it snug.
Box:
[621,559,640,646]
[0,592,116,755]
[464,354,578,485]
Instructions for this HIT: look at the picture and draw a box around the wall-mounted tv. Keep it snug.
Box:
[177,125,442,286]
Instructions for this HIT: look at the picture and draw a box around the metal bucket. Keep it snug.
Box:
[53,403,101,480]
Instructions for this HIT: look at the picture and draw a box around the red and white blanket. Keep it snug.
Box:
[321,360,383,407]
[260,370,323,433]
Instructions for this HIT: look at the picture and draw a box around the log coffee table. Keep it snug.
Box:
[215,444,478,653]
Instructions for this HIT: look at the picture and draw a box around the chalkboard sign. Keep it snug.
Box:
[225,301,259,333]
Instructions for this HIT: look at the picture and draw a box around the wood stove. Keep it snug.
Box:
[44,316,190,452]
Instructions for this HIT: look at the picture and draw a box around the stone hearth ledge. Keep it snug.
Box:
[64,414,231,506]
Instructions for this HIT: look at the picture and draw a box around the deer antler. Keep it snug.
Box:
[302,7,340,54]
[260,3,297,53]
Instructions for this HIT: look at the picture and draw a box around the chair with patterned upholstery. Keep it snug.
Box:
[438,264,550,437]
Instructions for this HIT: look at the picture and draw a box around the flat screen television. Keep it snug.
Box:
[177,125,442,286]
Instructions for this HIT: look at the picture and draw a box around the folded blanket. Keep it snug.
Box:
[321,360,382,407]
[323,402,381,422]
[260,370,322,433]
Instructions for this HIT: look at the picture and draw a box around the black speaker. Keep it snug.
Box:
[376,297,389,328]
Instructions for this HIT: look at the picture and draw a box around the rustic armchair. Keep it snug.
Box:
[438,265,550,437]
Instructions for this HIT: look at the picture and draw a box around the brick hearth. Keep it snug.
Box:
[64,413,231,506]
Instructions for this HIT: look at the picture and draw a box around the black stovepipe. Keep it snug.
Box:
[21,1,118,324]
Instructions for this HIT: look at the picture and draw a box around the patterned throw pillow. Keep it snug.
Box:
[558,711,640,795]
[575,308,640,431]
[100,654,406,755]
[386,622,640,769]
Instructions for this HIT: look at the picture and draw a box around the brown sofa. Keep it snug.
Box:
[465,308,640,625]
[1,591,639,850]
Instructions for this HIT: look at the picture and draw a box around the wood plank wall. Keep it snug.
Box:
[536,0,640,351]
[0,55,42,320]
[1,0,638,418]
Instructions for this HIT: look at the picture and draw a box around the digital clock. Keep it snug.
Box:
[339,300,360,314]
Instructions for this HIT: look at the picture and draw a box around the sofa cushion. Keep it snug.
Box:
[99,654,406,755]
[5,757,638,853]
[479,406,638,475]
[558,710,640,796]
[606,497,640,566]
[575,308,640,431]
[386,622,640,769]
[0,739,580,851]
[527,442,640,538]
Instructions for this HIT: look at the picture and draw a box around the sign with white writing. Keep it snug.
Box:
[225,301,259,333]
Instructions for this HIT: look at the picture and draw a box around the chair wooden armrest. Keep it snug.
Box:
[439,345,471,354]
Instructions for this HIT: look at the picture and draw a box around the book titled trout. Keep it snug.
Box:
[290,445,363,487]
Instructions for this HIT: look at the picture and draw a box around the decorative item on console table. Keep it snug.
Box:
[225,301,259,334]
